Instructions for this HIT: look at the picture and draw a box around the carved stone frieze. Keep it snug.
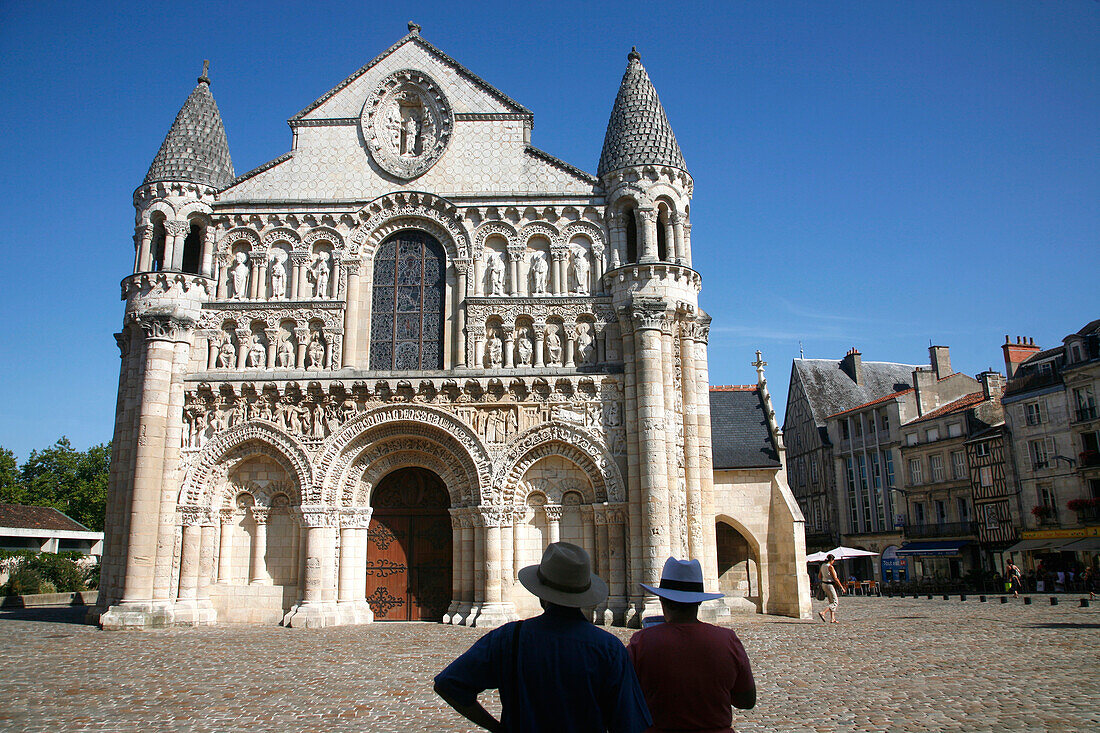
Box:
[362,68,453,180]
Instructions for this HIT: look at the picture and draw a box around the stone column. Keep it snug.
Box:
[289,253,307,300]
[136,224,153,273]
[638,208,658,264]
[692,317,719,592]
[215,254,230,299]
[199,226,215,278]
[196,514,217,604]
[503,324,515,369]
[680,320,704,560]
[605,503,629,625]
[249,507,271,585]
[631,300,671,619]
[544,505,562,545]
[323,329,337,370]
[591,242,605,291]
[264,329,279,368]
[617,308,643,624]
[207,334,219,371]
[507,244,525,297]
[533,323,546,368]
[596,324,607,365]
[671,214,685,265]
[453,260,469,368]
[217,508,235,582]
[473,255,485,296]
[661,322,683,558]
[607,212,625,269]
[166,220,189,271]
[470,514,486,625]
[500,510,515,596]
[580,505,596,572]
[445,508,463,624]
[593,506,610,624]
[294,327,310,370]
[564,325,577,369]
[468,324,486,370]
[475,507,515,627]
[337,507,373,625]
[235,328,251,370]
[459,510,476,624]
[287,505,336,628]
[176,510,203,601]
[342,258,361,368]
[551,248,568,295]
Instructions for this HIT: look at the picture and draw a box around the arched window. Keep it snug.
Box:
[369,229,446,370]
[656,208,668,262]
[150,219,167,272]
[624,208,638,264]
[181,223,202,274]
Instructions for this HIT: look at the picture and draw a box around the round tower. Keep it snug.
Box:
[598,48,721,624]
[94,63,234,629]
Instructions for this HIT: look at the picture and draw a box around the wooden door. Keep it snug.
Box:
[365,468,452,621]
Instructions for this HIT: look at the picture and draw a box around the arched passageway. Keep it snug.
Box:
[716,520,760,608]
[366,467,452,621]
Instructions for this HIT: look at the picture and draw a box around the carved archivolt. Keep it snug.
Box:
[181,420,313,508]
[351,191,469,260]
[474,221,517,254]
[218,227,262,253]
[261,227,302,249]
[519,221,558,247]
[560,220,606,249]
[492,421,624,505]
[302,227,344,250]
[345,443,466,508]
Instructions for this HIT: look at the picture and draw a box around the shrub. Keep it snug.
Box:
[0,553,86,596]
[2,567,46,595]
[1031,505,1052,518]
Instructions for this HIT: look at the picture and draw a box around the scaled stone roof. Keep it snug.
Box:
[710,388,781,469]
[794,358,923,427]
[597,49,686,177]
[0,504,91,532]
[144,74,234,189]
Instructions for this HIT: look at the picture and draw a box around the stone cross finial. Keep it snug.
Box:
[408,21,421,34]
[752,350,768,382]
[628,46,640,62]
[199,59,210,84]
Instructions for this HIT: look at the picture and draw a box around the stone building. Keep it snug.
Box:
[90,26,808,629]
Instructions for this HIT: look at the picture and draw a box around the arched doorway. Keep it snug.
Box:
[365,467,452,621]
[716,520,760,610]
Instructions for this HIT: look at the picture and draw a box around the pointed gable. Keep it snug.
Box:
[145,72,234,189]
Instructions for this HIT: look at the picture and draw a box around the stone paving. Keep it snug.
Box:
[0,596,1097,732]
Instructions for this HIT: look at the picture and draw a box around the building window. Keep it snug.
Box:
[1025,402,1043,426]
[951,450,966,480]
[880,411,890,432]
[957,498,970,522]
[369,230,446,370]
[845,458,859,532]
[883,451,896,489]
[947,422,963,438]
[1075,386,1097,421]
[841,421,850,440]
[926,427,940,442]
[975,442,990,458]
[930,454,946,483]
[810,455,818,483]
[1038,483,1056,513]
[908,458,923,485]
[983,504,1000,530]
[914,502,926,524]
[979,466,993,488]
[1037,362,1053,377]
[906,433,918,446]
[934,500,948,524]
[1029,438,1053,470]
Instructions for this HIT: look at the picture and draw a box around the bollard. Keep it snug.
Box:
[980,595,987,602]
[943,594,950,601]
[1080,599,1089,608]
[960,594,967,601]
[1000,596,1008,604]
[1050,596,1058,606]
[927,594,933,600]
[1024,596,1032,605]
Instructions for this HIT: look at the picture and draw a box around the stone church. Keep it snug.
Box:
[91,25,809,629]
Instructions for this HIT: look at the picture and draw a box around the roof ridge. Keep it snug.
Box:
[827,387,914,419]
[524,145,599,185]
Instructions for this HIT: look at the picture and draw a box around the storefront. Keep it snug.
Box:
[895,540,972,579]
[1007,527,1100,572]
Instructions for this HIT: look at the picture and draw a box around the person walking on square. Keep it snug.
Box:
[1006,560,1023,598]
[433,542,651,733]
[818,554,845,624]
[627,558,756,733]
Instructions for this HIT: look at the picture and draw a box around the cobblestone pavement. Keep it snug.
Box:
[1,596,1097,732]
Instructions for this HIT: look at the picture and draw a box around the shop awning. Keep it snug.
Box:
[1005,538,1068,553]
[896,540,970,556]
[1060,537,1100,552]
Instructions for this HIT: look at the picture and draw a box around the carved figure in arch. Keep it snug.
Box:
[384,103,401,152]
[486,331,503,368]
[545,326,562,366]
[217,337,235,369]
[270,250,287,300]
[486,253,505,296]
[576,322,594,364]
[401,107,421,157]
[504,406,518,441]
[530,253,548,296]
[276,336,294,368]
[605,401,622,428]
[307,333,325,370]
[247,336,265,368]
[309,251,331,298]
[230,252,249,300]
[570,248,590,295]
[516,330,534,366]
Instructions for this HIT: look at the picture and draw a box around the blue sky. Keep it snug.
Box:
[0,1,1097,460]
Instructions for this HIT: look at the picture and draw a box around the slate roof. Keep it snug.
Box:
[0,504,92,533]
[144,72,235,189]
[907,392,987,424]
[794,358,923,427]
[597,49,687,177]
[709,387,781,469]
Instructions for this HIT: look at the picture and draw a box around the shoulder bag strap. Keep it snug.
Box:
[511,620,523,692]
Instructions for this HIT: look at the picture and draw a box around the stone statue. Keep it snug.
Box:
[530,254,548,295]
[248,336,266,368]
[384,102,401,152]
[402,111,420,156]
[545,327,562,366]
[217,338,235,369]
[230,252,249,300]
[576,322,594,364]
[487,331,503,367]
[307,333,325,370]
[270,251,286,300]
[310,252,331,298]
[487,254,505,296]
[571,248,590,295]
[276,336,294,368]
[516,330,533,366]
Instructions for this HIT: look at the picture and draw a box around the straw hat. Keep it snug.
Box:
[640,557,724,603]
[518,542,608,608]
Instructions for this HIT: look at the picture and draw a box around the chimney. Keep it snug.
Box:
[929,345,952,379]
[841,348,862,385]
[979,370,1005,400]
[1002,335,1041,378]
[912,367,937,416]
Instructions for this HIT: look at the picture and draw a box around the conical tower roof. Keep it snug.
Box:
[597,48,686,178]
[144,63,234,189]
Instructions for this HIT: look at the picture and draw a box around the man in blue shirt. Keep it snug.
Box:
[434,542,651,732]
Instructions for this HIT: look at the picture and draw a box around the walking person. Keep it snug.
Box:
[433,542,651,733]
[627,558,756,733]
[818,554,845,624]
[1006,560,1023,599]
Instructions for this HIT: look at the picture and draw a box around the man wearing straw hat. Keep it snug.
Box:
[434,541,651,732]
[627,558,756,732]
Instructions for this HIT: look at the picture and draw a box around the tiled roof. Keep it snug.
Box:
[710,385,757,392]
[908,392,987,424]
[0,504,91,533]
[597,49,686,177]
[710,388,781,469]
[794,358,922,426]
[144,74,234,189]
[827,388,914,419]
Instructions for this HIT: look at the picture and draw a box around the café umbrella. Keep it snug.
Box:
[806,546,880,563]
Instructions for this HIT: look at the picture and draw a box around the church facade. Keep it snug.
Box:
[92,26,809,630]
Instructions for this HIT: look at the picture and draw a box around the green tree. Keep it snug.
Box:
[0,446,25,504]
[18,438,111,531]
